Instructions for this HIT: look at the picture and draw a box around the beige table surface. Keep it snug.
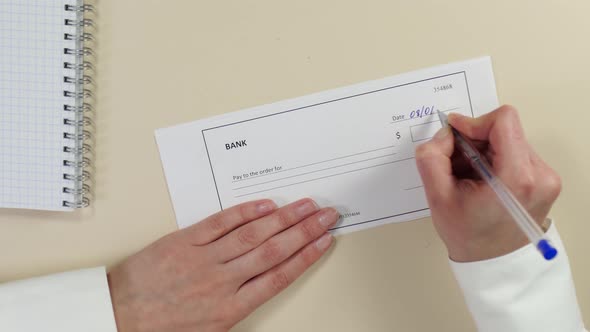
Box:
[1,1,589,331]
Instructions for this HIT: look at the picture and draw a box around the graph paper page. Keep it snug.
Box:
[0,1,78,211]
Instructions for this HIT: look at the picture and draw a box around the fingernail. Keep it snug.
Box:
[257,200,277,214]
[433,127,450,140]
[295,199,319,217]
[318,208,339,228]
[315,233,333,251]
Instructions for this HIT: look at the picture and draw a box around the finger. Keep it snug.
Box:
[234,233,334,312]
[183,199,277,246]
[451,153,479,179]
[451,140,489,179]
[448,105,524,141]
[450,106,536,187]
[210,198,320,263]
[528,148,562,205]
[228,208,339,280]
[449,106,528,168]
[415,126,456,209]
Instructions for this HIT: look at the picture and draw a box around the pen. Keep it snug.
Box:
[437,111,558,260]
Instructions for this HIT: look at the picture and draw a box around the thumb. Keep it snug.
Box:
[415,126,456,209]
[448,106,526,145]
[447,113,490,140]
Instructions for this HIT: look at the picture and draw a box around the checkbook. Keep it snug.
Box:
[156,57,499,234]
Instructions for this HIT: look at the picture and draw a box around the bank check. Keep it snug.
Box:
[156,57,499,234]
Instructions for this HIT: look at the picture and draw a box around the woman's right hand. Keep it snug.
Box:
[415,106,562,262]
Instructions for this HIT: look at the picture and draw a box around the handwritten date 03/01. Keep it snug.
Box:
[391,105,438,122]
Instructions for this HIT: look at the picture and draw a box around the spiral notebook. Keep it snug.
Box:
[0,1,93,211]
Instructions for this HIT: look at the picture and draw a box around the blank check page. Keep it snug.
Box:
[157,57,499,233]
[0,1,77,210]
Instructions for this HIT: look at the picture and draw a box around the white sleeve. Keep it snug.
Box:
[450,222,586,332]
[0,267,118,332]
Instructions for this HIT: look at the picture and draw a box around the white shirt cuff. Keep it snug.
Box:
[0,267,118,332]
[450,222,586,332]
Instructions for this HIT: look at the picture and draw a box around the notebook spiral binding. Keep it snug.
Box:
[62,3,95,209]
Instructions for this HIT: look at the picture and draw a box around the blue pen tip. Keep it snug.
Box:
[537,239,558,260]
